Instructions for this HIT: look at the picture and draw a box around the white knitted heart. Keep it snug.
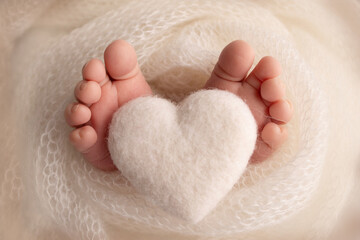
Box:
[108,89,257,223]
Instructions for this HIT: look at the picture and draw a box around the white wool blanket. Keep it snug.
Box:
[0,0,360,239]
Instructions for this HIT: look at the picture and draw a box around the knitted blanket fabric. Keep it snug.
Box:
[0,0,360,240]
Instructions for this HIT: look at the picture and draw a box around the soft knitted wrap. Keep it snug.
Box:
[0,0,360,240]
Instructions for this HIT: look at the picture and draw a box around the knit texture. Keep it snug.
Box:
[20,2,327,235]
[1,0,360,240]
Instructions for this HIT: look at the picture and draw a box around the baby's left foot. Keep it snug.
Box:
[204,40,293,163]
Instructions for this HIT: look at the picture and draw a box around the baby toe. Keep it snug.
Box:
[204,40,255,93]
[269,99,293,124]
[74,80,101,105]
[69,125,97,153]
[261,122,288,149]
[82,58,108,86]
[260,78,285,103]
[65,103,91,126]
[246,56,282,90]
[104,39,140,80]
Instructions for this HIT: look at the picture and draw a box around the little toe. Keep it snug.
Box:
[246,56,282,90]
[269,100,293,124]
[65,103,91,126]
[69,125,97,153]
[261,122,288,149]
[205,40,255,93]
[74,80,101,105]
[260,78,286,103]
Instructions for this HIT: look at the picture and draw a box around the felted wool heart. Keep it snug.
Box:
[108,89,257,223]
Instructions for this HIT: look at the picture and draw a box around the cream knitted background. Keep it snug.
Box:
[0,0,359,240]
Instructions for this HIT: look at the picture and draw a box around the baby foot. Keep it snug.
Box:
[64,40,152,171]
[204,40,293,163]
[65,39,292,171]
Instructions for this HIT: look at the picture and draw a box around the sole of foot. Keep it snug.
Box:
[65,40,152,171]
[204,40,293,163]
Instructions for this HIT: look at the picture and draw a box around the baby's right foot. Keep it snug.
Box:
[64,40,152,171]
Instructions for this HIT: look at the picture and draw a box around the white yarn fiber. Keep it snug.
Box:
[1,0,360,240]
[19,0,327,236]
[108,90,257,223]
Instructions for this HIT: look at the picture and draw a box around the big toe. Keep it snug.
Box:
[104,39,139,80]
[205,40,255,93]
[103,40,152,107]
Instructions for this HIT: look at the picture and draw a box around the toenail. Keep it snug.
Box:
[82,62,89,71]
[71,104,79,113]
[279,125,285,133]
[78,129,83,139]
[70,130,81,143]
[286,100,293,110]
[79,82,87,90]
